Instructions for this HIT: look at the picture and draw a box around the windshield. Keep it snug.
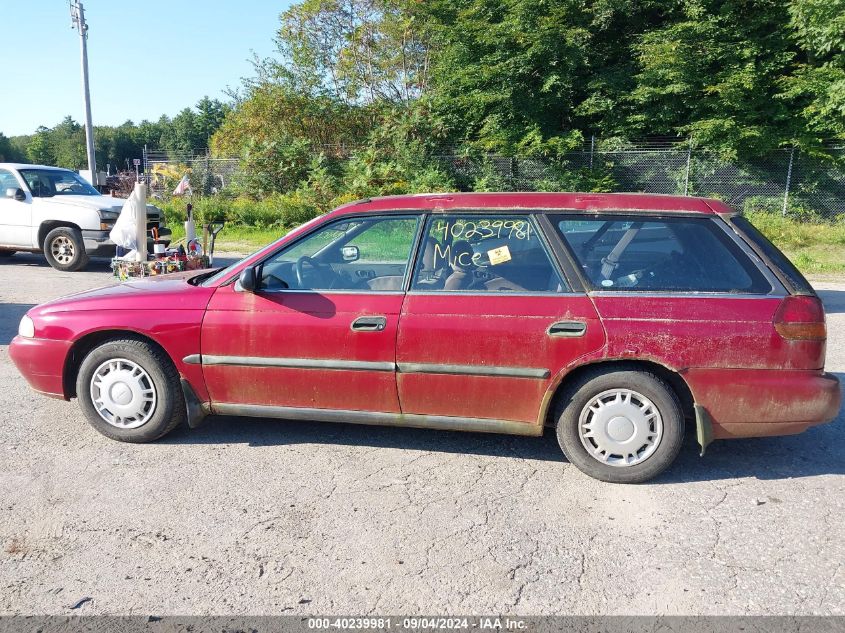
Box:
[19,169,100,197]
[201,213,329,287]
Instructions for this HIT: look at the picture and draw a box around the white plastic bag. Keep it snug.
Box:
[110,183,148,262]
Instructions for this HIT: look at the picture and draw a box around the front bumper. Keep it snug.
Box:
[8,335,72,399]
[685,368,841,439]
[81,227,172,258]
[81,230,116,257]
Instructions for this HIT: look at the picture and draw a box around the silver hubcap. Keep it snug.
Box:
[51,236,75,264]
[89,358,157,429]
[578,388,663,467]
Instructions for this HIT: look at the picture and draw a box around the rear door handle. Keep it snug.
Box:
[548,320,587,337]
[351,316,387,332]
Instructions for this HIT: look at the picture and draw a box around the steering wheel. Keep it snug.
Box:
[295,255,333,289]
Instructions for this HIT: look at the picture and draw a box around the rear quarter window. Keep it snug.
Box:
[729,215,815,295]
[553,215,772,294]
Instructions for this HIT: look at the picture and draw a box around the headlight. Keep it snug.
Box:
[99,210,120,220]
[18,315,34,338]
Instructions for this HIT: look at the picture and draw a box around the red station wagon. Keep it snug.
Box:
[9,193,841,483]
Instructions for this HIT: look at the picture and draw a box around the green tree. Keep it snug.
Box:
[95,120,145,171]
[134,118,168,148]
[195,96,229,145]
[415,0,845,157]
[415,0,683,155]
[160,109,197,154]
[789,0,845,56]
[212,83,371,155]
[26,126,55,165]
[265,0,430,104]
[631,4,802,156]
[0,133,25,162]
[51,116,88,168]
[780,0,845,141]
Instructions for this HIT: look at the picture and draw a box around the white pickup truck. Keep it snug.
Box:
[0,163,170,271]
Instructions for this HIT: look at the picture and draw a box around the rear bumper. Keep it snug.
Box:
[8,335,71,399]
[685,368,841,439]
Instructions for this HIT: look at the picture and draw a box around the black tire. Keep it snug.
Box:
[75,338,186,443]
[0,249,15,257]
[43,226,89,272]
[555,368,684,483]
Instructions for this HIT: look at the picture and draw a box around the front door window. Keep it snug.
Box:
[258,216,420,292]
[0,169,19,195]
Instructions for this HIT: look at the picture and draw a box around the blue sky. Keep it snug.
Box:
[0,1,294,136]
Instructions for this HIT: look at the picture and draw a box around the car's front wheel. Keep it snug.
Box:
[555,368,684,483]
[76,338,185,442]
[43,226,89,272]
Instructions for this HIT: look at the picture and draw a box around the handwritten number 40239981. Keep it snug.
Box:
[432,219,531,242]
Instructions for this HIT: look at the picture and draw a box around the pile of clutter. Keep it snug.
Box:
[111,251,209,281]
[110,181,222,281]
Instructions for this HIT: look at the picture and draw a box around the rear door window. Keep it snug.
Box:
[554,215,772,293]
[411,214,567,293]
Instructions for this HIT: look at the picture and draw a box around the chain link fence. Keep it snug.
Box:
[143,149,241,195]
[143,144,845,220]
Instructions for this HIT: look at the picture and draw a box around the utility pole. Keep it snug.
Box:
[70,1,97,183]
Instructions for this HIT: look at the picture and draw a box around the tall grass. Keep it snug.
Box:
[745,211,845,274]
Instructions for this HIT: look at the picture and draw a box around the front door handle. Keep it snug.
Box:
[548,320,587,337]
[351,316,387,332]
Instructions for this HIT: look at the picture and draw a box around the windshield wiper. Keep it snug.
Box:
[188,268,223,285]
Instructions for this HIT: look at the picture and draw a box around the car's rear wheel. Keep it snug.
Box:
[75,338,185,442]
[555,368,684,483]
[43,226,89,272]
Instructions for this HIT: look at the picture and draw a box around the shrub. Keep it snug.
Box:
[156,193,322,232]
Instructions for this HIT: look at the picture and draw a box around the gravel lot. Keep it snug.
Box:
[0,252,843,616]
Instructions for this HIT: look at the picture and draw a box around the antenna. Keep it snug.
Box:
[70,1,97,183]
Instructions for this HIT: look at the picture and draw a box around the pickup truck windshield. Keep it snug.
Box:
[19,169,100,197]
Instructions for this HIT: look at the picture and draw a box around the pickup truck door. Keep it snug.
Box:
[0,169,32,247]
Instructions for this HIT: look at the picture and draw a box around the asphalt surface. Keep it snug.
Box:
[0,252,843,616]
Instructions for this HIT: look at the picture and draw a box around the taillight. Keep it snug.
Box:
[773,295,827,341]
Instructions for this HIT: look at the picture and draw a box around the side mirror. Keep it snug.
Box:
[238,266,257,292]
[341,245,360,262]
[6,188,25,201]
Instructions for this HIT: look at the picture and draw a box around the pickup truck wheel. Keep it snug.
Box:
[43,227,89,272]
[75,338,186,443]
[555,369,684,484]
